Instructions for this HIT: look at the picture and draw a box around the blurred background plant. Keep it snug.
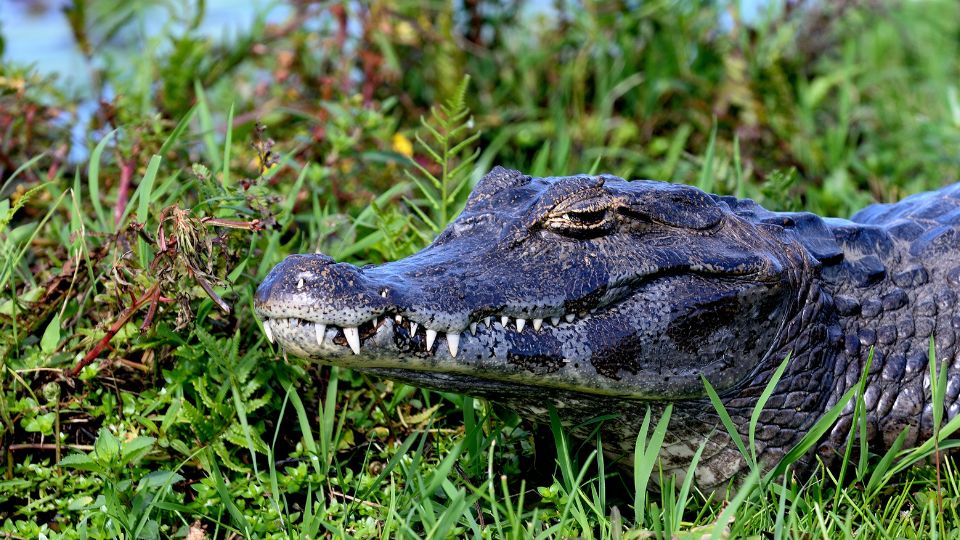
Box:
[2,0,960,537]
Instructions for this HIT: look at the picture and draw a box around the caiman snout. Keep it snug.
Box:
[255,253,397,352]
[255,249,477,357]
[255,253,333,306]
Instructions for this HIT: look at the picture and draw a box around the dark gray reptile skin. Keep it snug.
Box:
[255,167,960,490]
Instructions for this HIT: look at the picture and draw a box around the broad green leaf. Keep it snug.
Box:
[40,312,61,354]
[123,436,157,464]
[23,412,56,435]
[137,470,184,491]
[94,427,122,464]
[59,453,102,473]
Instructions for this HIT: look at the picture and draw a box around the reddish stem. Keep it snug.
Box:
[46,144,68,181]
[199,217,265,231]
[114,158,134,226]
[67,282,161,378]
[140,286,162,332]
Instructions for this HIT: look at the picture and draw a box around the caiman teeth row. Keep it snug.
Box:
[263,318,365,355]
[262,311,584,357]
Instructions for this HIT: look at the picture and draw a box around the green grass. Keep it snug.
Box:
[3,0,960,537]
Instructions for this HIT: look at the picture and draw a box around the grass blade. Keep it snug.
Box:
[222,103,235,188]
[135,155,161,225]
[88,129,118,230]
[701,375,750,467]
[282,378,321,474]
[633,404,672,527]
[749,353,792,469]
[158,106,198,156]
[697,119,718,193]
[204,447,250,536]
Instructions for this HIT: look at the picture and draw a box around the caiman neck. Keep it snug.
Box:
[718,261,844,454]
[816,216,960,458]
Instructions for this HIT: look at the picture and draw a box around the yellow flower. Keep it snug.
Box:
[395,20,418,45]
[392,133,413,158]
[252,155,278,174]
[0,76,26,92]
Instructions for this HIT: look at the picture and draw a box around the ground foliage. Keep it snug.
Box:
[3,0,960,537]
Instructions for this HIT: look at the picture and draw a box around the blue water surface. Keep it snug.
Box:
[2,0,777,91]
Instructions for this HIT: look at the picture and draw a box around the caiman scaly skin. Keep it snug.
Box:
[255,167,960,490]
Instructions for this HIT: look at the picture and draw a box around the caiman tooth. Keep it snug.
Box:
[447,332,460,357]
[316,323,326,346]
[551,316,560,325]
[395,315,403,324]
[426,329,438,350]
[263,320,274,343]
[296,278,304,290]
[484,317,491,327]
[565,313,575,323]
[410,322,419,335]
[343,327,361,355]
[469,322,477,335]
[371,317,378,327]
[501,316,509,328]
[516,318,526,332]
[533,318,543,331]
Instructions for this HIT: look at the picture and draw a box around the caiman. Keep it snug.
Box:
[254,167,960,490]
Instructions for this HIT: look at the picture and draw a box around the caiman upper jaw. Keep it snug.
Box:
[254,245,614,359]
[254,252,725,359]
[254,253,393,328]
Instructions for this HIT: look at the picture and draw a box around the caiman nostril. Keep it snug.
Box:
[313,253,336,265]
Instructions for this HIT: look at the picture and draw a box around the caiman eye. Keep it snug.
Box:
[562,208,607,226]
[545,200,615,237]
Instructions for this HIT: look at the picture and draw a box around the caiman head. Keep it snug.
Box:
[255,167,825,406]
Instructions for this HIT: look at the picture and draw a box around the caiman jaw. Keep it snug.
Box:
[259,309,589,359]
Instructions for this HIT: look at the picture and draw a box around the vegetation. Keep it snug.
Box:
[2,0,960,537]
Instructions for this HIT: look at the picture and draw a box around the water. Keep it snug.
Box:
[2,1,87,83]
[2,0,778,90]
[0,0,288,93]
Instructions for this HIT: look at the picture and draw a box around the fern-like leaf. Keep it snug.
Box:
[404,75,482,233]
[224,423,269,454]
[213,441,248,473]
